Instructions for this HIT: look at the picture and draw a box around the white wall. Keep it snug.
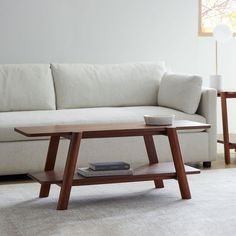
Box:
[0,0,236,132]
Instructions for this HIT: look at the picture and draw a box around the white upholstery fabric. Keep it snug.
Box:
[0,64,56,111]
[0,59,216,175]
[0,106,206,142]
[197,88,217,161]
[158,73,202,114]
[51,62,165,109]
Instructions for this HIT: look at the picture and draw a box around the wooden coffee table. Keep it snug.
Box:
[15,120,210,210]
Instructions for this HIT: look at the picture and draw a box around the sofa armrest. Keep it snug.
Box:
[197,87,217,127]
[196,87,217,160]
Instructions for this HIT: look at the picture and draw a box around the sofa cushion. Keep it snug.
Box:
[51,62,165,109]
[0,106,206,142]
[157,73,202,114]
[0,64,56,112]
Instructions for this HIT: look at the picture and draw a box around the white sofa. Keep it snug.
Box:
[0,63,217,175]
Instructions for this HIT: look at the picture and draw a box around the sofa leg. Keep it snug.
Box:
[154,179,164,188]
[203,161,211,168]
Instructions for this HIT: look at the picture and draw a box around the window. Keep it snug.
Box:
[199,0,236,36]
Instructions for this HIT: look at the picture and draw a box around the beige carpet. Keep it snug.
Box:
[1,169,236,236]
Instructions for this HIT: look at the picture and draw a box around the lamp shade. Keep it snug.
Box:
[213,24,233,43]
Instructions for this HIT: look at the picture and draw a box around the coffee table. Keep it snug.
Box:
[15,120,210,210]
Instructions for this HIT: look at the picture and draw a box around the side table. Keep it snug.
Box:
[217,91,236,164]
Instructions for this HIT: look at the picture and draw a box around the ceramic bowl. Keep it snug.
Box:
[144,114,175,126]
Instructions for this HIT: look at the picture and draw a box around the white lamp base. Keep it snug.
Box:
[209,75,223,91]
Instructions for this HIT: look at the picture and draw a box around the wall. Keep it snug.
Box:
[0,0,236,133]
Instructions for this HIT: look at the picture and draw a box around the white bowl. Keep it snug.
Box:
[144,115,175,126]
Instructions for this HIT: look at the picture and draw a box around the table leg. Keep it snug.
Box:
[167,128,191,199]
[57,133,82,210]
[221,93,231,164]
[39,136,60,198]
[143,135,164,188]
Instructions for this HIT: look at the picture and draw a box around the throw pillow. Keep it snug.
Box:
[157,73,202,114]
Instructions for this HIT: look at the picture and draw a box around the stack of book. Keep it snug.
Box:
[77,161,133,177]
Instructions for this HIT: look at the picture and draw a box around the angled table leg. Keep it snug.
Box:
[57,132,82,210]
[39,136,60,198]
[167,127,191,199]
[220,93,231,164]
[143,135,164,188]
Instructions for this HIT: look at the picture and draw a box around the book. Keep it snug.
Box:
[89,161,130,171]
[77,167,133,177]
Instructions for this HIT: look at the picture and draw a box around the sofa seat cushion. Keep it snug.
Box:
[0,106,206,142]
[0,64,56,111]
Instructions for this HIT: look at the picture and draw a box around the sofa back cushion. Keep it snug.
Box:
[157,73,202,114]
[51,62,165,109]
[0,64,56,112]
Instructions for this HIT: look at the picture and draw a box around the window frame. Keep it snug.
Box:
[198,0,236,37]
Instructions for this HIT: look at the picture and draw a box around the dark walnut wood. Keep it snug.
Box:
[14,120,210,210]
[14,120,210,138]
[143,135,164,188]
[28,163,200,185]
[39,136,60,198]
[167,128,191,199]
[217,91,236,164]
[217,134,236,148]
[57,133,82,210]
[217,91,236,98]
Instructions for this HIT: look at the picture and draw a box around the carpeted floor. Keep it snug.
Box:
[1,169,236,236]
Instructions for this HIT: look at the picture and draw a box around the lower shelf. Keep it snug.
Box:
[217,133,236,148]
[28,163,200,186]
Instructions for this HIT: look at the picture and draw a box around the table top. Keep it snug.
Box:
[217,91,236,97]
[14,120,210,138]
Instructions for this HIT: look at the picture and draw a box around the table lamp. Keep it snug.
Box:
[210,23,233,91]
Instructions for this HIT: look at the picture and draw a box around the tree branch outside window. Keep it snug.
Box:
[199,0,236,36]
